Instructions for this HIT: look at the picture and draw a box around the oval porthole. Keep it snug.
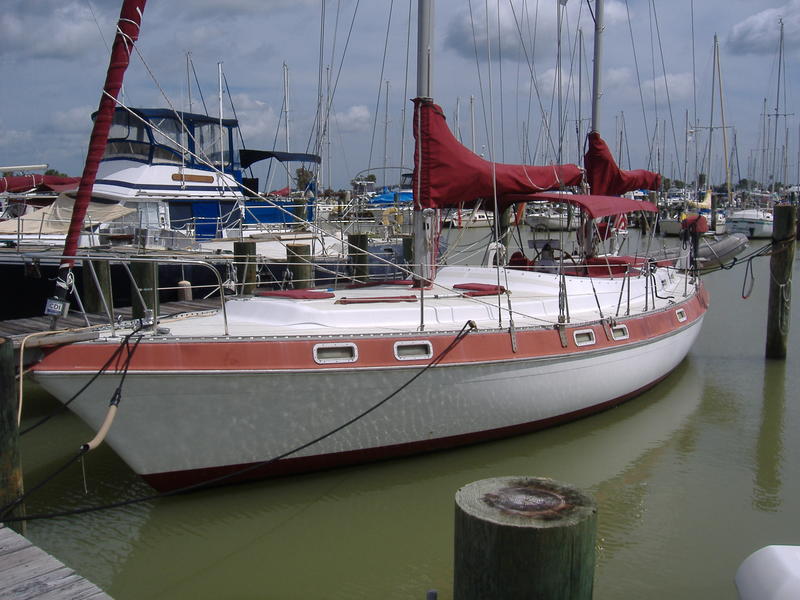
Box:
[675,308,688,323]
[573,329,596,347]
[313,342,358,364]
[611,324,629,341]
[393,340,433,361]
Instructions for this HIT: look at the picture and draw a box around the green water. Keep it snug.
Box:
[14,236,800,599]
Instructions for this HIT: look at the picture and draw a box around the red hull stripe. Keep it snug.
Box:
[33,288,708,374]
[142,370,672,493]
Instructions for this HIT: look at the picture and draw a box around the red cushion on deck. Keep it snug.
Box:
[255,289,335,299]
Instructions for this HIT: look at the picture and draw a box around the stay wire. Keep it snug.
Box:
[2,322,477,523]
[20,325,145,436]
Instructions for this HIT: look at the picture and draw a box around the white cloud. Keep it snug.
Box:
[332,105,371,133]
[0,4,110,61]
[728,0,800,55]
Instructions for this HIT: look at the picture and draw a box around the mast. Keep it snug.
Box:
[47,0,147,324]
[590,0,604,133]
[413,0,433,282]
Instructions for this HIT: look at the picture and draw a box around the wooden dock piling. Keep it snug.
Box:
[765,204,796,359]
[234,240,257,295]
[0,337,24,531]
[287,244,313,289]
[130,259,159,321]
[348,234,370,282]
[453,477,597,600]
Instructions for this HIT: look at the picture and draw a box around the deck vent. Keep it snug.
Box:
[573,329,596,347]
[394,341,433,361]
[313,342,359,364]
[675,308,688,323]
[610,324,629,341]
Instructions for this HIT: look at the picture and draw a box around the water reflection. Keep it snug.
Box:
[753,360,787,512]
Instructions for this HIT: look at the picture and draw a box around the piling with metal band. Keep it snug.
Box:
[348,234,370,282]
[0,337,24,531]
[454,476,597,600]
[765,204,796,359]
[234,240,257,295]
[287,244,313,289]
[81,259,112,315]
[130,258,159,321]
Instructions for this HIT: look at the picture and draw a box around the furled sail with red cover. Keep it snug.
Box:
[412,98,582,211]
[584,131,661,196]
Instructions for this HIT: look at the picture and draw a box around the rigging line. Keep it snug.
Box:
[366,0,395,178]
[623,0,652,159]
[3,322,477,523]
[222,72,247,155]
[188,55,209,116]
[468,0,490,156]
[650,0,681,181]
[506,0,559,160]
[399,0,414,175]
[84,0,111,54]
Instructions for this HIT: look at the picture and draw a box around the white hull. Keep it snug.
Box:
[726,209,773,238]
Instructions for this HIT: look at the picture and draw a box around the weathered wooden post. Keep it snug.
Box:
[287,244,313,289]
[234,240,257,295]
[348,234,370,282]
[130,258,158,322]
[81,259,112,315]
[765,204,796,359]
[454,477,597,600]
[0,337,25,531]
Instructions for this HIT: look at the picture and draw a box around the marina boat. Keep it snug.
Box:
[525,203,578,231]
[726,208,773,239]
[442,208,493,228]
[29,0,708,492]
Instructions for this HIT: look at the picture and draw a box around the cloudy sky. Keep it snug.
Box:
[1,0,798,191]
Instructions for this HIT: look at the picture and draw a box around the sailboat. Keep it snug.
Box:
[29,0,708,492]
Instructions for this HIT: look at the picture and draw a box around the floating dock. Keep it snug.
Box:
[0,525,112,599]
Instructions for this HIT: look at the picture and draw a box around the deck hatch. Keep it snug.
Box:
[313,342,359,364]
[393,341,433,361]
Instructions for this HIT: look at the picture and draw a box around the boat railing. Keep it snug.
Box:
[37,253,230,336]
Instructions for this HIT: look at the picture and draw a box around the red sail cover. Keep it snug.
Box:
[584,131,661,196]
[0,175,79,194]
[412,98,582,211]
[60,0,147,268]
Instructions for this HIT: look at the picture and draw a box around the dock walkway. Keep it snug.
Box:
[0,525,112,599]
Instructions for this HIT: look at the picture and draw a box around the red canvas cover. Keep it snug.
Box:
[584,131,661,196]
[0,175,80,194]
[412,98,582,211]
[507,192,656,219]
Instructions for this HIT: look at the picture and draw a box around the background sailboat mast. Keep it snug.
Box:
[590,0,604,134]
